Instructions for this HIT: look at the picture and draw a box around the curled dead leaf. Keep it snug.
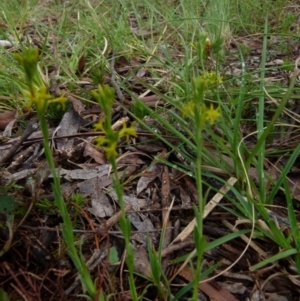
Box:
[0,111,16,130]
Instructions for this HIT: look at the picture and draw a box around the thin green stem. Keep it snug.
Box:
[110,159,138,301]
[257,17,268,203]
[38,111,96,298]
[191,81,205,299]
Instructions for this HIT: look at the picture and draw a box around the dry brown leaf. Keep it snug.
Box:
[183,175,198,201]
[2,116,16,137]
[135,143,164,153]
[88,188,114,218]
[266,293,288,301]
[217,282,246,295]
[84,143,106,164]
[161,165,170,224]
[136,67,147,78]
[108,191,156,245]
[138,94,164,107]
[67,93,85,114]
[160,165,173,273]
[117,154,145,165]
[56,106,81,150]
[0,111,16,130]
[137,164,162,195]
[179,186,191,207]
[77,54,85,75]
[235,37,263,50]
[133,245,151,278]
[178,266,239,301]
[115,55,141,72]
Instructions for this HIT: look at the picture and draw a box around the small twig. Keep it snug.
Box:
[110,51,125,103]
[48,16,61,97]
[4,262,31,301]
[161,239,194,258]
[64,249,107,295]
[0,122,39,164]
[20,225,169,234]
[70,201,99,249]
[15,201,35,230]
[1,131,181,147]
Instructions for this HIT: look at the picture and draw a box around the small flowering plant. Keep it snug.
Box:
[14,48,67,114]
[182,72,222,208]
[92,85,137,160]
[183,72,222,129]
[181,71,222,298]
[14,49,96,297]
[92,84,138,299]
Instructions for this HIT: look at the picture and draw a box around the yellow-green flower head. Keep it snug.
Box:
[182,75,222,129]
[34,86,52,112]
[94,122,137,160]
[104,141,118,160]
[119,123,137,141]
[198,71,222,88]
[182,101,221,126]
[14,48,39,88]
[92,85,115,116]
[14,48,68,114]
[23,85,67,114]
[205,104,221,124]
[49,93,68,110]
[93,119,105,132]
[95,136,108,148]
[92,85,138,161]
[182,101,195,118]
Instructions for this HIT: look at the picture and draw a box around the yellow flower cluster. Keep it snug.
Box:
[183,101,221,126]
[93,85,137,160]
[182,73,222,127]
[14,48,67,114]
[94,119,137,160]
[23,86,67,113]
[198,71,223,88]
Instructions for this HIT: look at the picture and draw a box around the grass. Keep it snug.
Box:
[1,0,300,300]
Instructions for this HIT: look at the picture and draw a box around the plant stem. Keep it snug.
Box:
[110,159,138,301]
[37,111,96,298]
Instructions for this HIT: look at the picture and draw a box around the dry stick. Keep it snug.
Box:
[161,239,194,258]
[10,284,30,301]
[20,224,168,235]
[0,122,38,164]
[110,51,125,103]
[3,262,31,301]
[48,16,61,98]
[0,130,181,148]
[64,249,107,295]
[70,201,99,249]
[161,167,173,272]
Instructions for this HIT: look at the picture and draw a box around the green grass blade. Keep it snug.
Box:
[257,16,268,202]
[268,144,300,203]
[250,248,298,271]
